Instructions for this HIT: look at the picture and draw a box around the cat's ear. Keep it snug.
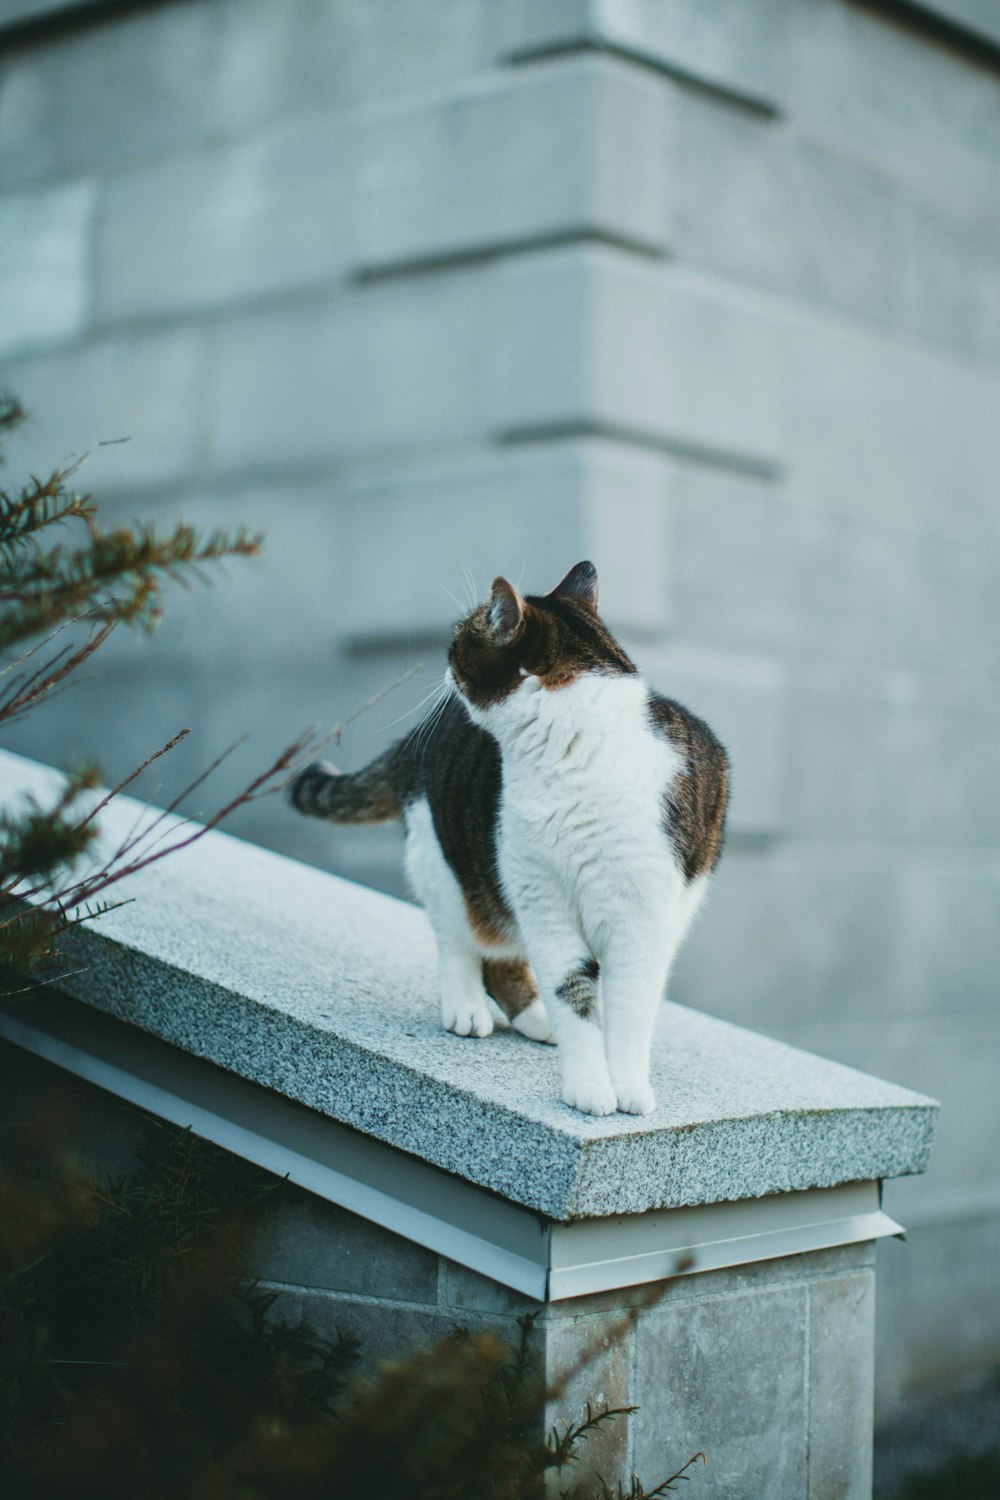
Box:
[551,560,599,608]
[488,576,525,644]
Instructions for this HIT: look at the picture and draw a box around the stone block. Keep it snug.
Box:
[0,328,203,490]
[895,853,1000,1020]
[896,529,1000,683]
[0,1,215,188]
[264,1287,460,1381]
[787,316,1000,543]
[667,466,906,667]
[495,0,788,109]
[890,194,1000,362]
[544,1311,635,1487]
[885,694,1000,845]
[213,0,493,136]
[786,679,896,844]
[809,1272,875,1499]
[494,247,785,469]
[674,841,904,1031]
[438,1259,538,1318]
[355,57,671,271]
[0,182,93,355]
[335,440,671,643]
[673,88,893,323]
[209,273,487,471]
[95,479,344,669]
[633,1282,808,1498]
[548,1243,876,1326]
[875,1210,1000,1409]
[214,250,788,474]
[251,1190,439,1305]
[783,0,1000,211]
[97,116,351,320]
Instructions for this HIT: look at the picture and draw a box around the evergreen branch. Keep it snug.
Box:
[0,616,116,725]
[628,1452,708,1497]
[547,1402,637,1471]
[0,605,104,682]
[0,461,93,550]
[0,730,324,954]
[0,771,101,888]
[0,521,263,650]
[69,735,249,883]
[65,731,320,909]
[75,729,190,833]
[0,392,26,440]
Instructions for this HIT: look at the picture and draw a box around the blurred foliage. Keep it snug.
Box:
[0,394,322,985]
[0,1103,703,1499]
[896,1455,1000,1500]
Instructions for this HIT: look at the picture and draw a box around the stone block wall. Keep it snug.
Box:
[0,1040,880,1498]
[0,0,997,1411]
[257,1210,877,1499]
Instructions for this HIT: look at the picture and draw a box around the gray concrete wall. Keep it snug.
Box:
[0,0,997,1413]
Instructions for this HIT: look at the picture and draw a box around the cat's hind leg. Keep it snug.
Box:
[404,798,494,1038]
[438,945,495,1038]
[482,958,555,1044]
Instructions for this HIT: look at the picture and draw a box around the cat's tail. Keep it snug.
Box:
[287,748,400,824]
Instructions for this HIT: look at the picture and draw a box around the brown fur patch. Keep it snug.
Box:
[482,957,538,1019]
[647,695,730,878]
[464,893,513,949]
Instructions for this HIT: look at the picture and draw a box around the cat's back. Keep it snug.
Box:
[646,690,730,880]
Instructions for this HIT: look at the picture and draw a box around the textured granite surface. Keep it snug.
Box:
[0,749,937,1220]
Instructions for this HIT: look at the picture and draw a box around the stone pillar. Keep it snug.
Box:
[0,748,937,1497]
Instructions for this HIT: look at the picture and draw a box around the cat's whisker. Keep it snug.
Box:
[440,583,467,617]
[459,561,480,610]
[411,682,452,760]
[403,678,448,744]
[379,678,450,734]
[410,698,449,753]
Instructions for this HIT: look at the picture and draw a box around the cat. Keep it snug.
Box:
[289,562,729,1118]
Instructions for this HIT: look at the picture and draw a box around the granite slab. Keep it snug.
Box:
[0,748,937,1221]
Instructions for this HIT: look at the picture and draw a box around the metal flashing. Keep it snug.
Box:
[0,995,903,1302]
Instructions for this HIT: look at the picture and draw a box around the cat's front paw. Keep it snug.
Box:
[563,1076,617,1117]
[614,1079,657,1116]
[512,998,556,1044]
[441,996,494,1038]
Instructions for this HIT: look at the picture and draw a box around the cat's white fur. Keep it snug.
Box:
[404,667,710,1117]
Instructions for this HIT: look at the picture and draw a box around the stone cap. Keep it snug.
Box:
[0,748,937,1221]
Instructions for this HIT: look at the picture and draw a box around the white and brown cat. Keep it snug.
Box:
[290,563,729,1117]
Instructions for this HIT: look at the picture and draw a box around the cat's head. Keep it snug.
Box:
[447,561,635,716]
